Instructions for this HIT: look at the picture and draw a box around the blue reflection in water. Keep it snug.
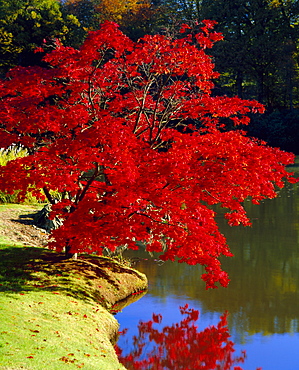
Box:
[117,293,299,370]
[235,333,299,370]
[116,295,246,369]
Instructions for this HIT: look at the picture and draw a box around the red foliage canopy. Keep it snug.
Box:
[0,21,296,288]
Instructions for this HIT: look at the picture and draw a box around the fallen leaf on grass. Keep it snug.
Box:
[59,355,77,364]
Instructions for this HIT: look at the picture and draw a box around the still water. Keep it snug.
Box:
[116,164,299,370]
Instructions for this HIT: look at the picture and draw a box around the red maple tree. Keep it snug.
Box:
[0,21,296,288]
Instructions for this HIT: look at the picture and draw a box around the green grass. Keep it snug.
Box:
[0,291,123,369]
[0,204,42,211]
[0,240,126,369]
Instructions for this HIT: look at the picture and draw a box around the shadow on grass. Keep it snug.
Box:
[0,246,81,297]
[0,245,147,308]
[0,246,47,292]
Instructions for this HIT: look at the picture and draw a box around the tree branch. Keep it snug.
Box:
[43,186,56,205]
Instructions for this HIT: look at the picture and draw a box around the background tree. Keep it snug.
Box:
[269,0,299,109]
[0,21,296,288]
[96,0,150,24]
[61,0,159,40]
[0,0,81,73]
[153,1,299,110]
[60,0,100,34]
[199,0,299,153]
[115,1,160,40]
[200,0,299,109]
[151,0,299,152]
[152,0,202,22]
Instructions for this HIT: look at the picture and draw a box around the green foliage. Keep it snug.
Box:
[150,1,299,150]
[0,0,82,72]
[61,0,163,41]
[200,0,297,106]
[0,146,27,166]
[60,0,98,43]
[151,0,201,22]
[152,1,299,111]
[0,188,43,205]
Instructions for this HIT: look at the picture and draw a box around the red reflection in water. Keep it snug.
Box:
[116,304,261,370]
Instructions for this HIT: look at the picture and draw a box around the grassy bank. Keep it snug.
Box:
[0,246,126,370]
[0,206,147,370]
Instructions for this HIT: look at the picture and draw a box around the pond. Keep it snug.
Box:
[116,161,299,370]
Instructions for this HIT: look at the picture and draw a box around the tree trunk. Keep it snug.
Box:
[236,70,243,99]
[65,244,77,259]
